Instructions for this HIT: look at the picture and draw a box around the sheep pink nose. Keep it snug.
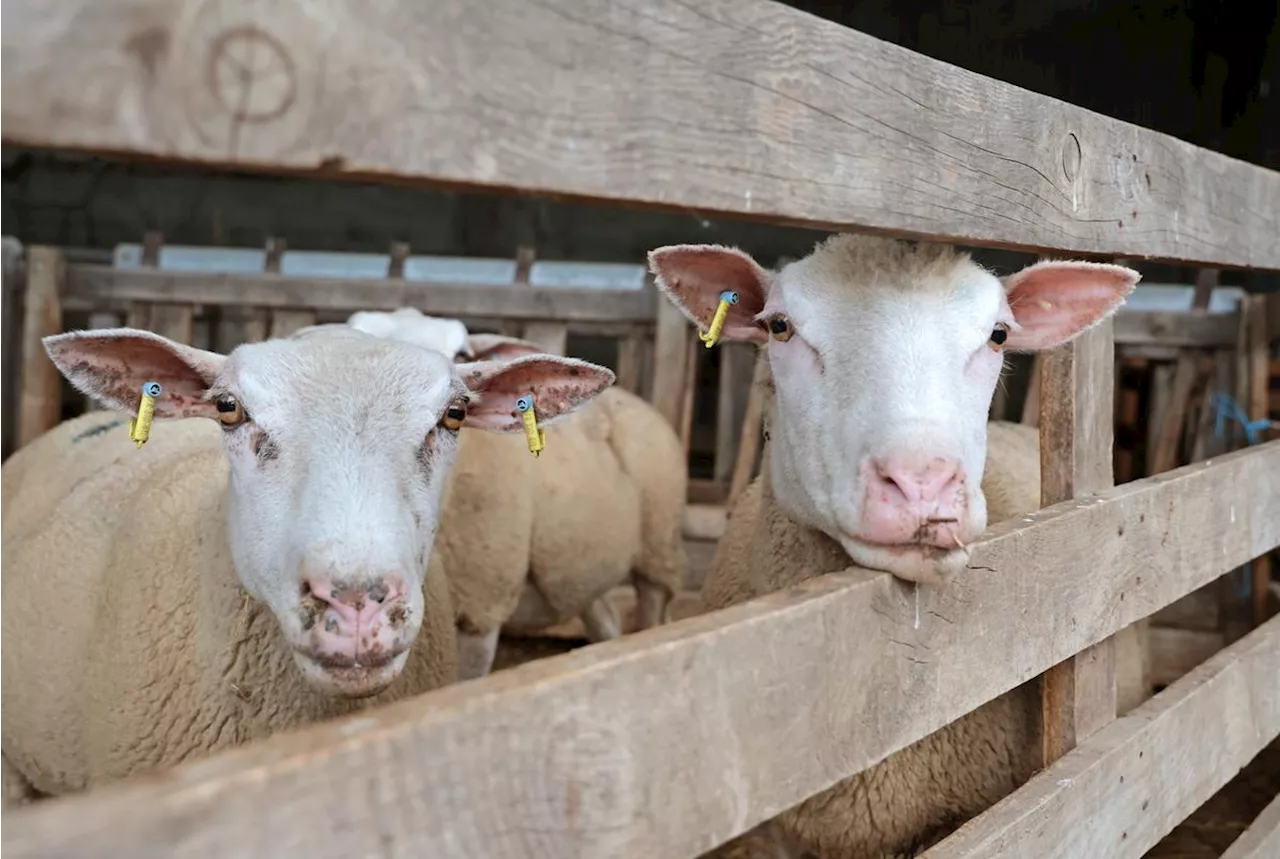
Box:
[860,456,966,546]
[305,576,404,627]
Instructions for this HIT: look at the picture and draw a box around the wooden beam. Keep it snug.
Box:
[520,321,569,356]
[1021,356,1042,426]
[1221,792,1280,859]
[5,442,1279,859]
[2,236,26,457]
[652,298,693,429]
[1037,318,1118,762]
[1112,310,1238,348]
[5,1,1280,268]
[268,310,318,339]
[1151,352,1199,474]
[62,266,657,324]
[18,246,64,448]
[922,615,1280,859]
[1246,294,1274,626]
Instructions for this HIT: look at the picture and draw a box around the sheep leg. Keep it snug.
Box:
[2,753,41,808]
[456,628,500,681]
[580,597,622,642]
[632,576,673,631]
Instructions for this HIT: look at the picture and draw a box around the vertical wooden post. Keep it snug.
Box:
[616,327,646,394]
[2,236,25,457]
[1021,355,1042,426]
[652,297,693,431]
[1246,294,1273,626]
[263,238,316,339]
[18,246,65,448]
[511,244,568,355]
[1037,316,1118,763]
[387,241,410,280]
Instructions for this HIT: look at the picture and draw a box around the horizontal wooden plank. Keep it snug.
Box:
[4,1,1280,268]
[62,266,656,324]
[5,442,1280,859]
[1112,310,1239,348]
[923,615,1280,859]
[1221,792,1280,859]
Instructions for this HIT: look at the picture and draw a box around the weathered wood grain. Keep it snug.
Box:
[63,266,656,324]
[1037,318,1119,761]
[1113,310,1238,348]
[652,298,693,429]
[18,246,64,448]
[5,442,1279,859]
[4,0,1280,267]
[923,616,1280,859]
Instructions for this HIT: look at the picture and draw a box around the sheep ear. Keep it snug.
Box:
[459,356,615,432]
[1003,261,1139,351]
[44,328,225,419]
[648,244,769,344]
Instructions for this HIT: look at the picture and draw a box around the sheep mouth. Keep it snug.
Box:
[291,648,410,698]
[299,647,404,671]
[835,534,970,586]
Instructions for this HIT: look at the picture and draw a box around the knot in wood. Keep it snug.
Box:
[207,26,296,123]
[1061,133,1082,183]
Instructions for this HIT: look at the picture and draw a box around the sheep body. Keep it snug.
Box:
[346,311,688,671]
[1,413,457,801]
[704,420,1147,857]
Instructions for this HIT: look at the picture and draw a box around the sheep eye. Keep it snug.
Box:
[440,399,467,432]
[989,324,1009,350]
[215,395,247,428]
[766,315,794,342]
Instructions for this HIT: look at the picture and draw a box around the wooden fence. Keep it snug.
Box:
[3,0,1279,857]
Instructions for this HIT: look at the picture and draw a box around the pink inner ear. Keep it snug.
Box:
[461,356,614,431]
[648,245,769,342]
[44,330,224,418]
[1003,262,1139,351]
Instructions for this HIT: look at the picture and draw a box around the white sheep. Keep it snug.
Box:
[346,308,689,678]
[649,234,1143,858]
[0,325,614,802]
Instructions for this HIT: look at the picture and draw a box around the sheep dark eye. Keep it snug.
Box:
[767,315,794,342]
[989,325,1009,349]
[440,399,468,432]
[215,395,248,428]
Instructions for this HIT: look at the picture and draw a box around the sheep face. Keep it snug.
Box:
[650,234,1137,585]
[44,326,615,697]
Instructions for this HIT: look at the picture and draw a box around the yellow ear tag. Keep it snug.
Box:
[698,290,740,348]
[516,394,545,458]
[128,381,163,448]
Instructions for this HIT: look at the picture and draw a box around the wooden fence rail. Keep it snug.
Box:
[4,0,1280,268]
[5,441,1278,859]
[927,614,1280,859]
[58,263,1240,346]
